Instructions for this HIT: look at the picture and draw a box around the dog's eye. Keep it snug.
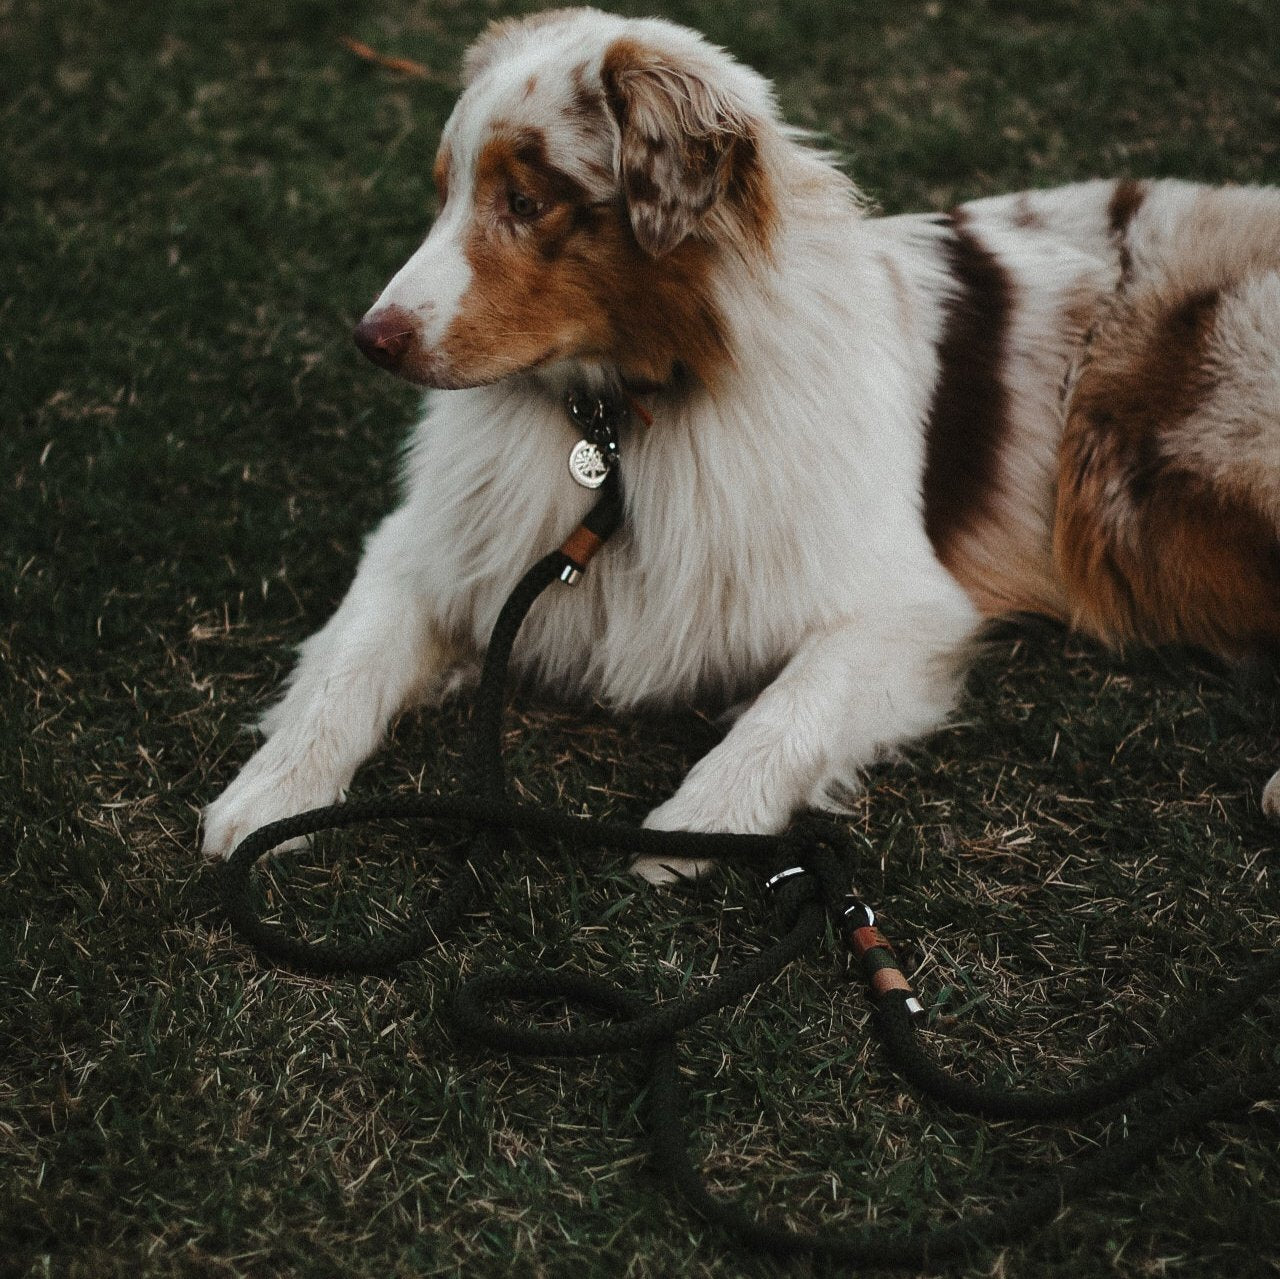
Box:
[507,190,541,220]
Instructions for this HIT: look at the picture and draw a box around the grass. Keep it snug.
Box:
[3,0,1280,1274]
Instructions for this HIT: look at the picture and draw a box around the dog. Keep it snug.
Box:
[202,7,1280,881]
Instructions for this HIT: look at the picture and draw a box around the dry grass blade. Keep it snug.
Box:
[339,35,431,81]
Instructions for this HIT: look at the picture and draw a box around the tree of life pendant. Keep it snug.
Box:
[568,438,610,489]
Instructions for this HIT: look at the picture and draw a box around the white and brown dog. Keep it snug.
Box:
[203,8,1280,880]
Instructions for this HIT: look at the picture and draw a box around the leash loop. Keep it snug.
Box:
[220,404,1279,1265]
[450,911,821,1061]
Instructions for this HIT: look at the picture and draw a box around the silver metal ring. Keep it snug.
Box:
[765,866,807,892]
[841,901,876,928]
[566,390,607,430]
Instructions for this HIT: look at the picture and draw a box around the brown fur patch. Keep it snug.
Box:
[557,66,617,191]
[435,125,731,389]
[1055,285,1280,654]
[1012,194,1046,230]
[567,62,606,126]
[922,217,1017,580]
[722,131,775,253]
[1107,178,1148,281]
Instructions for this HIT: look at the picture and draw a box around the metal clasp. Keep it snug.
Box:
[566,389,623,468]
[841,898,876,930]
[566,389,608,432]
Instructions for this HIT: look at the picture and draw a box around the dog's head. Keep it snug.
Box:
[354,9,779,391]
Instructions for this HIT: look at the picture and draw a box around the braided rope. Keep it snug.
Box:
[221,503,1278,1266]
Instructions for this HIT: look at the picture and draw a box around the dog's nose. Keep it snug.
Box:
[353,306,419,370]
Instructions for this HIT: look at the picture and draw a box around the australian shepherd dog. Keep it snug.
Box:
[203,8,1280,881]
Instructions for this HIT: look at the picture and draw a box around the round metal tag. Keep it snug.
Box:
[568,438,609,489]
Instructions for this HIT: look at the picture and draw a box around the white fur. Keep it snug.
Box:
[375,197,475,349]
[202,10,1278,877]
[198,11,993,870]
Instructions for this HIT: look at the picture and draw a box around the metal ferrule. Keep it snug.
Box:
[841,899,876,929]
[765,866,808,893]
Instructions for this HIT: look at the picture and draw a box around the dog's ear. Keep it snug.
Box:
[601,37,763,258]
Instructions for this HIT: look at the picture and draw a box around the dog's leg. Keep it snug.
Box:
[201,506,454,858]
[635,610,974,883]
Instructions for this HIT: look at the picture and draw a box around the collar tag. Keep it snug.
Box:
[568,438,610,489]
[565,390,625,489]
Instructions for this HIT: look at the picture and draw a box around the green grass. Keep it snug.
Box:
[3,0,1280,1274]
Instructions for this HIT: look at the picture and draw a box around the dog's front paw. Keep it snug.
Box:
[631,812,717,886]
[633,779,783,884]
[201,749,345,860]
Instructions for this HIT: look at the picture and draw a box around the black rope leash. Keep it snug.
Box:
[221,394,1279,1267]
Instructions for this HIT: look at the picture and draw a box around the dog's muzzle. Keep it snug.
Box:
[353,305,420,372]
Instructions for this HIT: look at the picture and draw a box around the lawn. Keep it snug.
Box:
[3,0,1279,1275]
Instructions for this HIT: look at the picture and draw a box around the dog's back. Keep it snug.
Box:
[1054,181,1280,654]
[899,178,1280,655]
[203,9,1280,863]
